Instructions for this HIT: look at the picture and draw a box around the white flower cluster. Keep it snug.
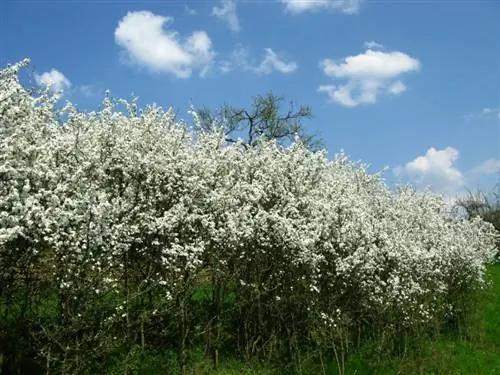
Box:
[1,60,498,334]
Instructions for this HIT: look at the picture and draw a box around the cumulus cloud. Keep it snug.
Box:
[34,69,71,93]
[318,47,420,107]
[394,148,500,200]
[281,0,360,14]
[221,45,297,75]
[114,11,215,78]
[393,147,464,195]
[212,0,240,32]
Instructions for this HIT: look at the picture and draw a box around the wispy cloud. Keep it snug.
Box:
[363,40,383,49]
[78,84,102,98]
[221,45,297,75]
[470,159,500,175]
[253,48,297,74]
[212,0,240,32]
[464,107,500,122]
[184,4,197,15]
[388,80,406,95]
[281,0,361,14]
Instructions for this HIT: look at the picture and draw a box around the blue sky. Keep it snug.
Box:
[2,0,499,198]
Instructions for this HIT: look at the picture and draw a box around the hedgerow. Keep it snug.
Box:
[0,60,498,374]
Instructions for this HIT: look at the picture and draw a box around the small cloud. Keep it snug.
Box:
[254,48,297,74]
[388,80,406,95]
[393,147,464,195]
[185,4,197,15]
[470,159,500,175]
[212,0,240,32]
[218,60,233,74]
[464,107,500,122]
[363,40,383,49]
[281,0,361,14]
[221,45,297,75]
[318,84,359,107]
[79,84,101,97]
[34,69,71,93]
[318,47,420,107]
[317,85,336,98]
[114,11,215,78]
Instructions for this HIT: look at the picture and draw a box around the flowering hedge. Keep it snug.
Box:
[0,60,498,373]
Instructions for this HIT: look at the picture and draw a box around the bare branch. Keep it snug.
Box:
[196,91,319,150]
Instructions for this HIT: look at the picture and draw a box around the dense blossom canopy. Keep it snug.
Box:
[0,59,498,350]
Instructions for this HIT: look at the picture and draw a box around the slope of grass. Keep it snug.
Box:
[317,263,500,375]
[342,263,500,375]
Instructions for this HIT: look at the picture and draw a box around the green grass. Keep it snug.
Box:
[3,264,499,374]
[104,263,500,374]
[187,263,500,374]
[340,264,500,375]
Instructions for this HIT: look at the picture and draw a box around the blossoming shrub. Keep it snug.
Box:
[0,60,498,373]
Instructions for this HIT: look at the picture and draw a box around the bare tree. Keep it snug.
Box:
[196,91,322,150]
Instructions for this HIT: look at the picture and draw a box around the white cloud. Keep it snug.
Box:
[388,80,406,95]
[185,4,197,15]
[34,69,71,93]
[471,159,500,175]
[212,0,240,32]
[318,48,420,107]
[394,150,500,200]
[79,84,102,98]
[318,83,360,107]
[114,11,215,78]
[364,40,383,49]
[254,48,297,74]
[218,60,233,74]
[393,147,464,195]
[321,50,420,79]
[34,70,102,99]
[281,0,360,14]
[221,45,297,75]
[464,107,500,122]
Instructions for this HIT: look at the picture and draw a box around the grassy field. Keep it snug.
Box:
[187,265,500,375]
[308,263,500,375]
[2,264,498,374]
[107,263,500,375]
